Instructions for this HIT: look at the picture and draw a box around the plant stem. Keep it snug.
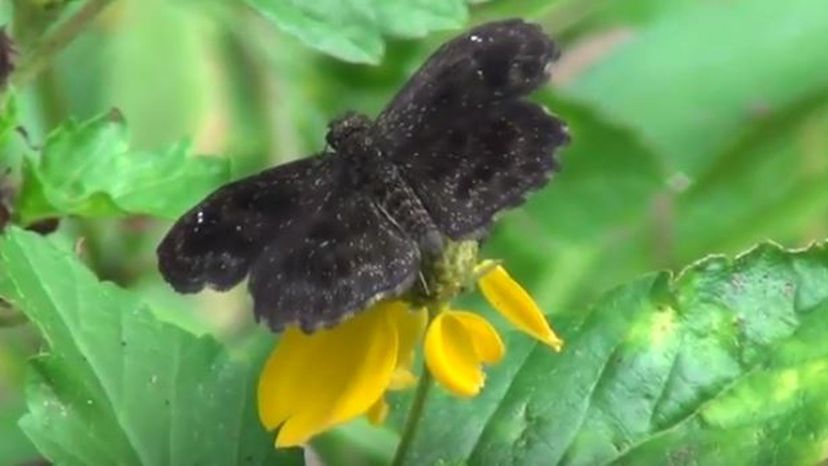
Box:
[0,301,27,327]
[392,302,442,466]
[391,362,433,466]
[11,0,114,88]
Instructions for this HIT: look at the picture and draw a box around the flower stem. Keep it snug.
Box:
[0,301,27,327]
[392,302,442,466]
[11,0,114,88]
[391,361,433,466]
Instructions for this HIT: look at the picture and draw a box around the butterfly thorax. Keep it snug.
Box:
[328,112,444,257]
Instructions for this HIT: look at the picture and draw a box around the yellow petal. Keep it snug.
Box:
[451,310,505,364]
[424,311,504,397]
[473,259,499,278]
[478,265,564,351]
[389,303,427,372]
[383,303,426,391]
[365,397,389,425]
[257,301,399,447]
[388,368,418,391]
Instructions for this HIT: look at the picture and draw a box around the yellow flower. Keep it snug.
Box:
[257,264,562,447]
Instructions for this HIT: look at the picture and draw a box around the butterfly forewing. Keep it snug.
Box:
[375,19,568,238]
[156,155,336,293]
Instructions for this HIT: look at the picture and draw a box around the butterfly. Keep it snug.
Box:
[157,18,570,333]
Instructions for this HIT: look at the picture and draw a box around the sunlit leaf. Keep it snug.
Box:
[15,110,229,224]
[246,0,469,64]
[401,242,828,465]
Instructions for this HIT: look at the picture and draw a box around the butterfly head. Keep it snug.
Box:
[326,112,373,151]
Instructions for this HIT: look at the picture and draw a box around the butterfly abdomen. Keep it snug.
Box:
[349,148,442,256]
[370,161,443,256]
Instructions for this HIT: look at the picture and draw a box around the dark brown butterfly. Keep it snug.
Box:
[157,19,569,333]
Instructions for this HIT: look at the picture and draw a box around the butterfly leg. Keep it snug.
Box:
[417,270,431,297]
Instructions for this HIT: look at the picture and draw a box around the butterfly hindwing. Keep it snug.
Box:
[158,153,420,332]
[249,191,420,332]
[375,19,568,238]
[156,155,336,293]
[387,100,567,238]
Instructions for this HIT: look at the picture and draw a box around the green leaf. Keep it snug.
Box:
[15,110,230,223]
[0,94,15,146]
[246,0,468,64]
[312,419,398,466]
[405,242,828,465]
[0,409,39,464]
[0,227,302,466]
[563,0,828,175]
[472,0,564,22]
[373,0,468,38]
[0,327,39,465]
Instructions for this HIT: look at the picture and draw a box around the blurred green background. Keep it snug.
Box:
[2,0,828,464]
